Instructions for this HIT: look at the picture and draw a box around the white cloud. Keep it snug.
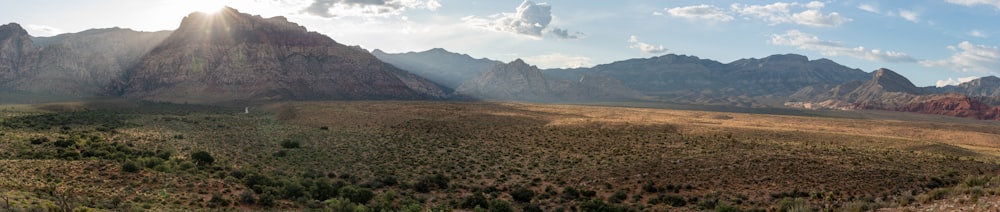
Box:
[426,0,441,11]
[858,3,880,13]
[970,30,989,38]
[921,41,1000,73]
[935,76,979,87]
[946,0,1000,10]
[770,30,917,63]
[464,0,578,39]
[665,4,734,22]
[522,53,592,68]
[898,9,919,22]
[732,1,851,27]
[627,35,668,54]
[24,24,62,37]
[302,0,439,17]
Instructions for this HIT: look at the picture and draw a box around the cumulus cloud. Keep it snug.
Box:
[24,24,62,37]
[732,1,851,27]
[302,0,439,17]
[628,35,668,54]
[523,53,592,68]
[935,76,979,87]
[920,41,1000,73]
[464,0,579,39]
[970,30,989,38]
[946,0,1000,10]
[898,9,919,22]
[770,30,917,63]
[665,4,734,22]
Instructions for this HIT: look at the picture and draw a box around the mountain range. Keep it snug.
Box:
[2,7,999,120]
[1,7,446,104]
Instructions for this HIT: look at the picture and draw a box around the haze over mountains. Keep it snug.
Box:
[2,7,999,120]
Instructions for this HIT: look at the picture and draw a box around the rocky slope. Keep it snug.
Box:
[0,23,170,96]
[455,59,642,102]
[789,68,925,109]
[896,95,1000,120]
[372,48,500,90]
[116,7,446,103]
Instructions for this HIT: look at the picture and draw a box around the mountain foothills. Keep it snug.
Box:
[1,7,1000,119]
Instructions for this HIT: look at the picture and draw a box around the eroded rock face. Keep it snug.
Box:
[118,7,446,103]
[897,95,1000,120]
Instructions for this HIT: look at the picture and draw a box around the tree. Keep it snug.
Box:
[190,151,214,166]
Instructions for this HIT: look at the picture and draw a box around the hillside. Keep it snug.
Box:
[116,7,446,104]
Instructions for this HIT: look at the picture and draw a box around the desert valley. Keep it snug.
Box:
[3,4,1000,212]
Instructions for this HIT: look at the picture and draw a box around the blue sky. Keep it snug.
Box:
[1,0,998,87]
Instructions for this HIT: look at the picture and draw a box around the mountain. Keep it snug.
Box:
[455,59,642,102]
[546,53,869,106]
[928,76,1000,97]
[788,68,925,109]
[115,7,446,104]
[0,23,170,97]
[372,48,500,90]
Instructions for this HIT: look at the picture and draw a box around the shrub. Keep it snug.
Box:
[413,174,449,193]
[280,140,300,149]
[339,186,374,204]
[579,199,624,212]
[461,193,488,209]
[777,197,809,212]
[522,203,543,212]
[122,160,141,173]
[190,151,214,166]
[488,199,513,212]
[609,190,628,203]
[509,187,535,203]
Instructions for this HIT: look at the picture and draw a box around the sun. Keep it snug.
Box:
[186,0,230,15]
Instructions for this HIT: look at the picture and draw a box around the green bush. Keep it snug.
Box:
[509,187,535,203]
[122,160,141,173]
[488,199,513,212]
[338,185,374,204]
[461,193,488,209]
[190,151,214,166]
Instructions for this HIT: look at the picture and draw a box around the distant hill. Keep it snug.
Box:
[928,76,1000,97]
[455,59,644,102]
[372,48,500,90]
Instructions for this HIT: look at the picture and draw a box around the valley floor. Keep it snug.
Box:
[1,100,999,211]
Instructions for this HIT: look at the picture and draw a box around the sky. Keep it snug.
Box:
[1,0,999,87]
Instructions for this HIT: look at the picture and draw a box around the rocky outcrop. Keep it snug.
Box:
[896,95,1000,120]
[372,48,500,89]
[117,7,446,104]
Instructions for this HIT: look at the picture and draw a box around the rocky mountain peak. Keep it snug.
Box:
[0,23,29,38]
[763,53,809,62]
[167,6,325,47]
[870,68,920,94]
[510,58,531,68]
[963,76,1000,87]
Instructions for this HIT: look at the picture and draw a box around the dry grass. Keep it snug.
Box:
[1,100,999,211]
